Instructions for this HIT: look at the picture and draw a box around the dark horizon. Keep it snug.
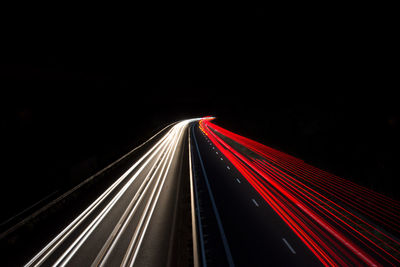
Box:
[1,4,399,224]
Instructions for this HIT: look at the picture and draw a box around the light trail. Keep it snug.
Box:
[55,126,182,266]
[92,128,179,267]
[26,130,172,267]
[199,118,400,266]
[121,121,187,267]
[188,125,201,267]
[23,117,399,266]
[25,119,199,267]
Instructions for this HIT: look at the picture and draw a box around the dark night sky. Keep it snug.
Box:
[1,4,399,220]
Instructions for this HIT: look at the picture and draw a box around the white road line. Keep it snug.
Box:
[252,199,259,207]
[220,158,223,161]
[236,179,241,184]
[282,238,296,254]
[226,166,230,170]
[216,152,218,154]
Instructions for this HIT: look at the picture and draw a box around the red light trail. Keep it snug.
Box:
[199,118,400,266]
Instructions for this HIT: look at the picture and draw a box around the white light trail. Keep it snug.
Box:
[25,119,199,267]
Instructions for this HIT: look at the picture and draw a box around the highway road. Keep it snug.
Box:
[193,118,400,266]
[4,117,399,266]
[22,119,198,267]
[190,122,321,266]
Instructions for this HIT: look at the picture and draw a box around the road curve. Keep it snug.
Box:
[9,117,400,267]
[24,119,199,267]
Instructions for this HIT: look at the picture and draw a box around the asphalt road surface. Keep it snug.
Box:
[190,123,321,266]
[23,119,197,267]
[6,118,398,266]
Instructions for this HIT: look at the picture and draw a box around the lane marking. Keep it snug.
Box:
[252,199,259,207]
[192,128,235,267]
[282,238,296,254]
[220,158,223,161]
[227,166,230,170]
[216,152,218,154]
[236,178,241,184]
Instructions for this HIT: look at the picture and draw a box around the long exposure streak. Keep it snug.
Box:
[199,117,400,266]
[24,119,200,267]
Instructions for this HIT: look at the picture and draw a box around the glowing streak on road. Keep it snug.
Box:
[92,128,180,266]
[121,121,189,267]
[25,119,199,267]
[24,117,400,266]
[26,130,172,267]
[200,118,400,266]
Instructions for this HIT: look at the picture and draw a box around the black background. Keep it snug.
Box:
[1,4,399,222]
